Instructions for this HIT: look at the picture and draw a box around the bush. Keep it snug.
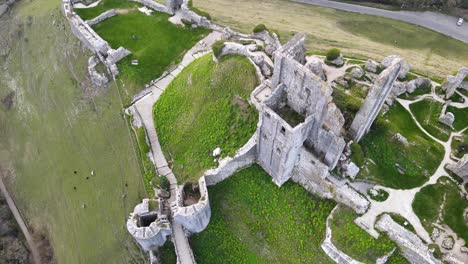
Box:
[253,23,268,33]
[152,175,170,190]
[350,142,365,167]
[212,40,226,58]
[326,48,341,61]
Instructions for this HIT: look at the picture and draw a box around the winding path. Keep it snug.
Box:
[292,0,468,43]
[131,31,222,264]
[0,170,42,264]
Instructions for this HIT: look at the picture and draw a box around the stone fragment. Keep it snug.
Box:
[441,236,455,250]
[446,154,468,181]
[393,133,409,146]
[305,61,327,81]
[381,55,410,79]
[441,67,468,99]
[349,67,364,79]
[438,112,455,128]
[365,59,379,73]
[343,161,360,179]
[328,54,343,67]
[212,147,222,157]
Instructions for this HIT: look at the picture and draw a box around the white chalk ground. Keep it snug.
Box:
[73,0,102,9]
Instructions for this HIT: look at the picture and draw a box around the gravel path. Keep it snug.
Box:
[292,0,468,43]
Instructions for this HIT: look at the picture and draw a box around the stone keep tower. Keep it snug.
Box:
[257,34,346,186]
[127,198,171,251]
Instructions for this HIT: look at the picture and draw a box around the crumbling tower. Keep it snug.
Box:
[350,59,402,141]
[257,34,346,186]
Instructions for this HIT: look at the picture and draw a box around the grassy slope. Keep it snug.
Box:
[410,99,451,141]
[154,54,259,182]
[92,10,209,102]
[330,207,395,263]
[356,102,444,189]
[191,165,336,263]
[74,0,139,20]
[413,177,468,243]
[0,3,146,264]
[194,0,468,78]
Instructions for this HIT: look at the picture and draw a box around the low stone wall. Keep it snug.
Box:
[86,9,116,26]
[376,214,442,264]
[131,0,172,14]
[291,147,369,214]
[204,132,258,186]
[179,2,211,28]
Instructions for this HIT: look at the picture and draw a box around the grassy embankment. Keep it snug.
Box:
[154,54,259,182]
[412,176,468,243]
[355,102,444,189]
[83,6,209,104]
[330,206,397,263]
[0,1,147,263]
[191,165,336,263]
[194,0,468,78]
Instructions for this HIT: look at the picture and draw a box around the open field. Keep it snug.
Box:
[412,176,468,242]
[410,99,451,141]
[356,102,444,189]
[191,165,336,263]
[92,10,209,103]
[0,2,146,263]
[154,54,259,182]
[194,0,468,78]
[330,206,395,263]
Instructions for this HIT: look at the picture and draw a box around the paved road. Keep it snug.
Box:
[132,31,223,264]
[292,0,468,43]
[0,170,42,264]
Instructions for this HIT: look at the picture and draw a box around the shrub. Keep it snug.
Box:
[428,244,442,259]
[152,175,170,190]
[253,23,268,33]
[256,45,264,52]
[212,40,226,58]
[350,142,365,167]
[326,48,341,61]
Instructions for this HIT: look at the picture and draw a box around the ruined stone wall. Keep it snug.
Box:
[257,85,315,186]
[350,59,402,142]
[441,67,468,99]
[270,34,345,169]
[204,133,257,186]
[131,0,172,14]
[127,199,172,251]
[376,214,442,264]
[173,176,211,234]
[86,9,116,26]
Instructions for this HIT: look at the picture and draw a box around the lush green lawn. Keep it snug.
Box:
[74,0,139,20]
[190,165,336,263]
[159,241,177,263]
[356,102,444,189]
[330,206,395,263]
[410,99,451,141]
[412,177,468,243]
[446,105,468,131]
[92,10,209,102]
[154,54,259,182]
[0,4,146,263]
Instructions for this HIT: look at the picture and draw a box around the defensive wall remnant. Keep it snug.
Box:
[126,198,171,251]
[442,67,468,99]
[350,59,402,142]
